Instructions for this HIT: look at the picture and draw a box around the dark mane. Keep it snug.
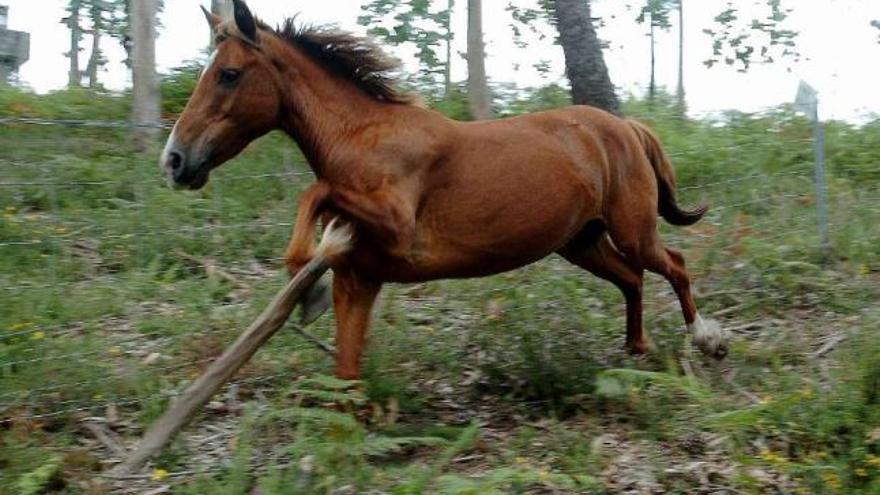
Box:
[270,19,414,105]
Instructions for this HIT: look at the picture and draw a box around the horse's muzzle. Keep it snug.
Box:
[161,148,210,190]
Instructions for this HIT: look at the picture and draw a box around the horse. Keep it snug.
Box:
[160,0,728,380]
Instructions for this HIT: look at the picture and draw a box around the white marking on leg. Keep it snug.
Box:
[688,312,728,358]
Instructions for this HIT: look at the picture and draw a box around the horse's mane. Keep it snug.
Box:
[265,18,414,105]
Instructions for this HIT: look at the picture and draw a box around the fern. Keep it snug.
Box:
[434,467,592,494]
[598,368,712,403]
[267,406,362,432]
[296,374,363,391]
[15,456,62,495]
[360,435,447,457]
[396,422,480,494]
[287,387,367,405]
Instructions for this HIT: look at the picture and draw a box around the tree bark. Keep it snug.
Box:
[649,20,656,102]
[466,0,492,120]
[66,0,82,88]
[86,5,103,88]
[444,0,453,97]
[130,0,160,151]
[553,0,620,115]
[676,0,686,115]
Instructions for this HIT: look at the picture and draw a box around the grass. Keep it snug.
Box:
[1,92,879,493]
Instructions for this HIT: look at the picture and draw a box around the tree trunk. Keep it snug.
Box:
[649,20,656,102]
[67,0,82,88]
[553,0,620,115]
[86,6,103,88]
[444,0,453,97]
[466,0,492,120]
[676,0,686,115]
[130,0,161,151]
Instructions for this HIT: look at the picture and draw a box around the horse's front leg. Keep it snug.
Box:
[284,182,332,275]
[284,181,333,323]
[332,268,382,380]
[329,188,416,259]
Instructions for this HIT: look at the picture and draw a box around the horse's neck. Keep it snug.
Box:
[273,45,391,178]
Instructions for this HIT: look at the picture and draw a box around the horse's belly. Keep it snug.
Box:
[375,180,596,282]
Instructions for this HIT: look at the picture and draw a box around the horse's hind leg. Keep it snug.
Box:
[558,230,648,354]
[632,237,728,359]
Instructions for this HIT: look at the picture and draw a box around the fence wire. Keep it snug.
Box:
[1,116,878,423]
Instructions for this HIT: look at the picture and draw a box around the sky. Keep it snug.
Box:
[3,0,880,121]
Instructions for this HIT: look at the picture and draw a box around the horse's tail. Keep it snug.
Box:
[628,119,708,226]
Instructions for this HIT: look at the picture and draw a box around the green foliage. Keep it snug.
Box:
[15,456,63,495]
[494,82,571,116]
[397,422,479,494]
[434,466,597,494]
[160,60,201,116]
[186,376,452,494]
[429,83,473,120]
[0,85,129,120]
[635,0,676,30]
[709,327,880,493]
[702,0,799,71]
[505,1,554,50]
[358,0,453,94]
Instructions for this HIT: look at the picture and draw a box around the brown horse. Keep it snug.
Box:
[160,0,727,379]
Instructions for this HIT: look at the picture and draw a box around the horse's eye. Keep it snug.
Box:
[218,68,241,86]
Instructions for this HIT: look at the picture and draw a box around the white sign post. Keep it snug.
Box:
[794,81,830,260]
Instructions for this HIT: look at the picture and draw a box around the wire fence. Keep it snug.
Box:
[1,115,879,424]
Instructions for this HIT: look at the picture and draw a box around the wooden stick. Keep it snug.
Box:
[112,220,352,475]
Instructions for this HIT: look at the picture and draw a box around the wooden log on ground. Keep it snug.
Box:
[111,220,352,475]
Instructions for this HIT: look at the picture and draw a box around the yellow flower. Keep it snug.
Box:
[821,472,841,490]
[759,448,787,464]
[855,468,867,477]
[30,331,45,340]
[151,468,169,481]
[55,227,68,234]
[514,456,528,465]
[108,346,122,356]
[866,455,880,467]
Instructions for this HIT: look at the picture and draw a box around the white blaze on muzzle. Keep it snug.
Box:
[159,123,179,179]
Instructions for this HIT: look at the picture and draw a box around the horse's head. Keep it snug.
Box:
[160,0,280,190]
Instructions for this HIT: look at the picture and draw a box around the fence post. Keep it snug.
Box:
[812,102,830,261]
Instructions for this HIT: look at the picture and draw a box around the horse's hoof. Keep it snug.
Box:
[688,314,729,359]
[626,340,651,355]
[300,275,332,325]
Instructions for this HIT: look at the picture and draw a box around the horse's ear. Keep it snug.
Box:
[231,0,257,42]
[200,5,221,31]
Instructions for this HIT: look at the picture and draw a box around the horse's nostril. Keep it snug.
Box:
[168,151,183,171]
